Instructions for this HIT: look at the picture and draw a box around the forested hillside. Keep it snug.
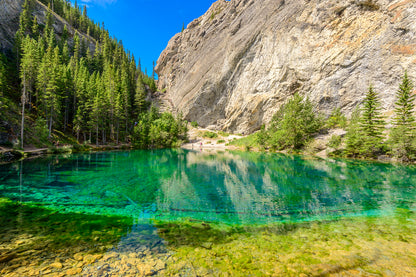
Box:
[0,0,187,150]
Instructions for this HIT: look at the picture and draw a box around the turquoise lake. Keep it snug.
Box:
[1,149,415,225]
[1,149,416,276]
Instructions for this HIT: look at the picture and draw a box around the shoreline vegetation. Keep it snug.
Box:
[215,71,416,165]
[2,115,416,165]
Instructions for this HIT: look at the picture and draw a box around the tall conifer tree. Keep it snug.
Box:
[20,36,40,147]
[359,85,386,157]
[389,71,416,160]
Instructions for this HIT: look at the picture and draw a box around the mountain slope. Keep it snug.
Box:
[0,0,94,54]
[156,0,416,134]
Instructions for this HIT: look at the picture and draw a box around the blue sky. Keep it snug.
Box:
[70,0,217,75]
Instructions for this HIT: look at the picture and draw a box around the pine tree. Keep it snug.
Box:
[61,24,69,45]
[19,0,32,35]
[20,36,40,147]
[268,93,323,150]
[72,59,89,138]
[82,5,87,18]
[93,41,102,72]
[44,47,62,137]
[120,67,131,140]
[73,35,80,62]
[20,36,39,107]
[80,38,87,58]
[44,7,54,36]
[47,27,56,51]
[135,77,147,115]
[114,92,123,144]
[392,71,415,128]
[90,73,105,146]
[73,106,83,141]
[345,108,362,157]
[359,85,386,157]
[103,62,116,141]
[31,16,39,38]
[389,71,416,160]
[61,63,73,131]
[62,44,70,64]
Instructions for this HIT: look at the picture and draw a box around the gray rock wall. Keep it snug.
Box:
[0,0,23,52]
[156,0,416,134]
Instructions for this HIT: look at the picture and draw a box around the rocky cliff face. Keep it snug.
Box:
[156,0,416,134]
[0,0,22,52]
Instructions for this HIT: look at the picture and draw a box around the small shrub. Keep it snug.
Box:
[13,139,22,150]
[202,131,218,139]
[326,108,347,129]
[191,121,198,128]
[72,143,91,153]
[228,133,258,148]
[218,131,230,137]
[47,145,72,154]
[33,117,49,144]
[328,135,342,149]
[268,93,324,150]
[217,140,225,144]
[255,125,269,148]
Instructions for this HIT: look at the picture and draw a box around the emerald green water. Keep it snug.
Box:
[1,149,415,225]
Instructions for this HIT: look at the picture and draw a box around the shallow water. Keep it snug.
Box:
[1,149,416,276]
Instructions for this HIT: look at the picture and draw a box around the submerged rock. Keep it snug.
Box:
[0,150,24,163]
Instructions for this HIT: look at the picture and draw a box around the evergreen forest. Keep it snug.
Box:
[0,0,187,150]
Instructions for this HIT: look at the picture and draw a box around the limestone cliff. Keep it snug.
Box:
[156,0,416,134]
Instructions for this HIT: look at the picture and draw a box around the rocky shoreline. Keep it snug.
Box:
[0,144,133,164]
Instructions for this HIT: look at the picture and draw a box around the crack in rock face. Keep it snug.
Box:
[156,0,416,134]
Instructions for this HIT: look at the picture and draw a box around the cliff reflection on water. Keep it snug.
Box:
[155,150,416,224]
[1,149,415,225]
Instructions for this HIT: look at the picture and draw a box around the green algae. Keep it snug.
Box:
[0,198,133,274]
[159,212,416,276]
